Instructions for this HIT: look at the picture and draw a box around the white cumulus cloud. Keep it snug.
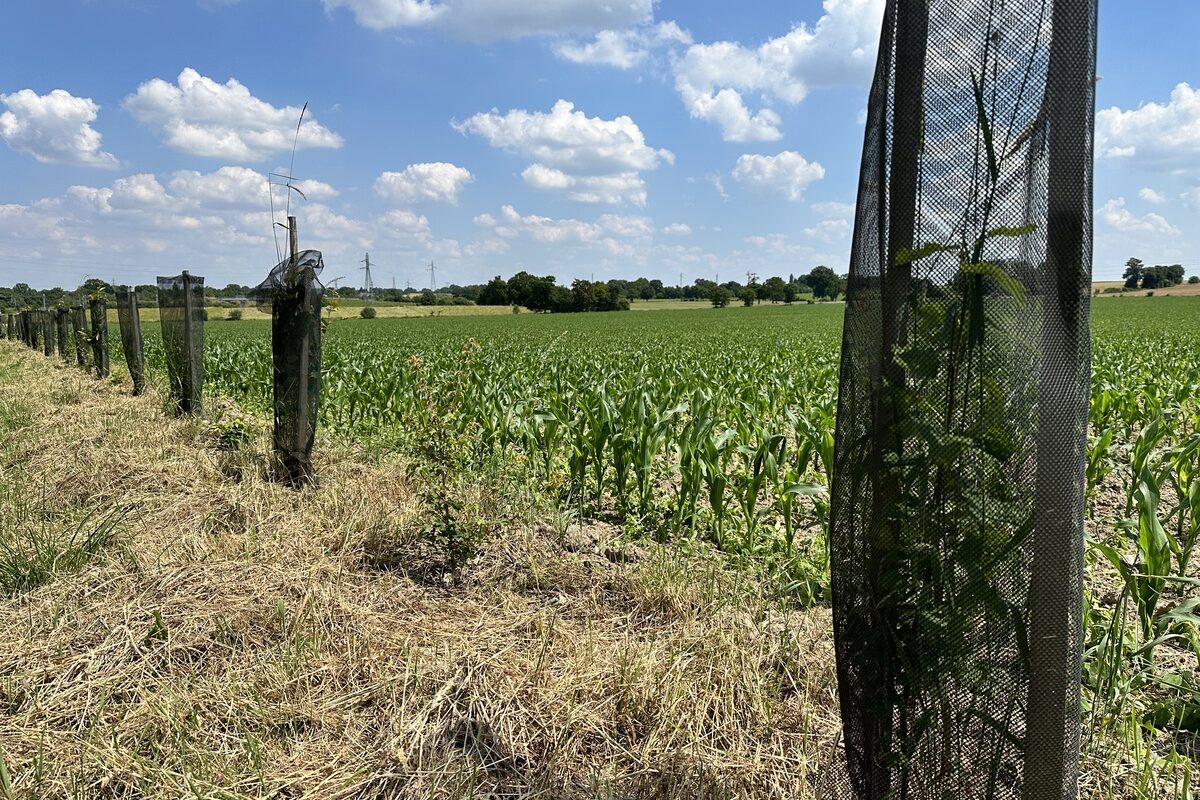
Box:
[732,151,825,201]
[375,162,473,204]
[494,204,602,243]
[555,21,691,69]
[1138,187,1167,204]
[661,223,692,236]
[1096,83,1200,167]
[1099,197,1180,236]
[0,89,118,168]
[481,205,657,247]
[123,68,343,161]
[323,0,652,40]
[672,0,884,141]
[456,100,671,206]
[521,164,647,206]
[169,165,337,209]
[321,0,444,28]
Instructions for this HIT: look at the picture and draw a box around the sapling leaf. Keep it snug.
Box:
[896,241,960,266]
[971,67,1000,184]
[961,261,1028,303]
[984,224,1036,239]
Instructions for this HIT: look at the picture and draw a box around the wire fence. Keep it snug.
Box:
[3,256,325,487]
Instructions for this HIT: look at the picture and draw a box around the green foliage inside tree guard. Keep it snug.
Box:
[88,298,109,379]
[251,251,325,487]
[116,287,146,395]
[157,272,205,414]
[828,0,1097,798]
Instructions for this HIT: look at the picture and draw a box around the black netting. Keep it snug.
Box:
[116,287,146,395]
[56,308,70,360]
[828,1,1095,798]
[41,310,54,357]
[251,251,325,486]
[88,298,110,378]
[72,305,89,369]
[5,314,13,340]
[157,272,204,414]
[30,310,44,353]
[20,310,34,349]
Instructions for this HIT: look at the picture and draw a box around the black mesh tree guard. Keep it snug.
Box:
[21,310,34,349]
[4,314,12,340]
[116,287,146,395]
[157,271,204,414]
[251,251,325,486]
[41,311,55,357]
[72,305,89,369]
[56,308,71,360]
[828,1,1096,798]
[88,297,110,378]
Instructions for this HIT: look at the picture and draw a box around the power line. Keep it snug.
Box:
[361,252,374,299]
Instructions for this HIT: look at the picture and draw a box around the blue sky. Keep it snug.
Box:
[1,0,1197,290]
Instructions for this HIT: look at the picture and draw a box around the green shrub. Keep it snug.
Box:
[360,306,378,319]
[226,309,242,321]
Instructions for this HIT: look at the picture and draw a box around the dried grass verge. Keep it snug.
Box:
[0,343,841,799]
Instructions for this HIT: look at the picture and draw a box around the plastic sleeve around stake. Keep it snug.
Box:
[827,1,1097,798]
[156,272,205,414]
[116,287,146,395]
[88,298,109,379]
[42,311,55,357]
[72,306,89,369]
[250,250,325,486]
[56,309,71,360]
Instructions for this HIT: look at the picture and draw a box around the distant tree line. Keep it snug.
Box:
[1122,258,1188,290]
[2,265,852,315]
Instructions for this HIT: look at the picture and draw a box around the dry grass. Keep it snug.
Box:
[0,343,842,799]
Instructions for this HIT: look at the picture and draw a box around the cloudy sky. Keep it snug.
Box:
[1,0,1197,290]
